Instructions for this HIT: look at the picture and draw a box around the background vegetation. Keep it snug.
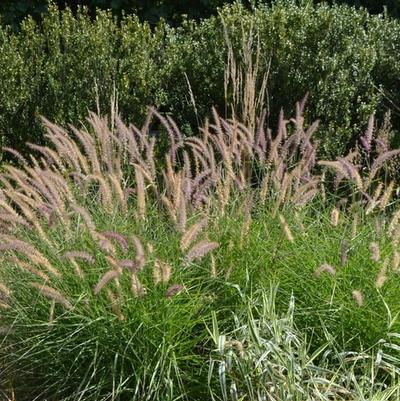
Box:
[1,0,399,29]
[0,0,399,161]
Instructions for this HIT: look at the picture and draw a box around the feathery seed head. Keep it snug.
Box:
[132,235,145,270]
[392,250,400,272]
[64,251,95,263]
[94,270,120,295]
[180,218,208,251]
[100,231,129,252]
[185,240,219,263]
[278,214,294,242]
[340,240,349,266]
[166,284,185,299]
[369,242,380,262]
[31,282,72,310]
[131,274,146,297]
[153,259,172,285]
[352,290,364,307]
[314,263,336,277]
[330,207,340,227]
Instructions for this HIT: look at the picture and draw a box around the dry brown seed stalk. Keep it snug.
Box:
[185,240,219,263]
[388,210,400,238]
[109,174,127,212]
[87,174,113,213]
[0,213,30,228]
[94,270,120,295]
[278,214,294,242]
[147,243,154,254]
[118,259,138,271]
[132,235,145,270]
[31,282,72,310]
[180,218,208,251]
[337,157,363,191]
[33,253,61,278]
[132,166,145,222]
[11,258,50,281]
[369,242,380,262]
[159,260,172,283]
[106,288,124,321]
[318,161,350,184]
[392,250,400,272]
[161,195,177,223]
[240,200,253,249]
[48,300,56,326]
[69,125,101,174]
[0,282,11,299]
[259,174,270,204]
[177,194,187,232]
[379,181,394,210]
[98,237,116,254]
[3,147,28,165]
[372,182,383,203]
[340,240,349,266]
[314,264,336,277]
[64,251,95,263]
[224,340,244,357]
[210,255,217,278]
[0,197,22,217]
[100,232,129,252]
[133,162,155,187]
[391,226,400,247]
[370,150,400,181]
[376,258,389,289]
[5,191,51,245]
[153,259,172,285]
[376,273,388,289]
[105,255,122,273]
[352,290,364,307]
[293,186,318,208]
[0,239,61,278]
[131,274,146,297]
[375,217,383,238]
[225,264,233,280]
[166,284,185,298]
[70,259,85,279]
[71,205,97,238]
[153,261,161,285]
[271,174,292,217]
[330,207,340,227]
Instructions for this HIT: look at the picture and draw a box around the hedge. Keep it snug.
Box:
[0,0,399,160]
[1,0,399,30]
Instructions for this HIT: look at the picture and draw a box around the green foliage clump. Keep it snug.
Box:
[0,1,400,160]
[163,0,399,157]
[1,0,400,30]
[0,0,235,29]
[0,3,164,154]
[209,286,400,401]
[0,100,400,399]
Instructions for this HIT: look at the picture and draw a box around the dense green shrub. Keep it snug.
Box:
[162,1,396,157]
[0,1,400,159]
[328,0,400,18]
[0,0,236,28]
[1,0,399,30]
[370,16,400,144]
[0,3,164,154]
